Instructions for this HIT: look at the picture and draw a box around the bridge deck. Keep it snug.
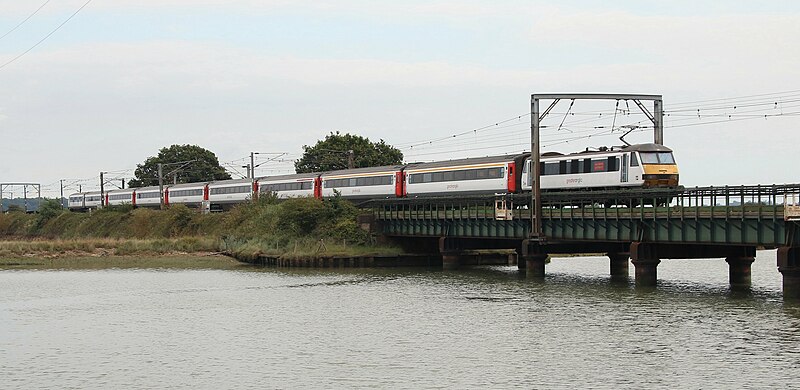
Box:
[370,185,800,247]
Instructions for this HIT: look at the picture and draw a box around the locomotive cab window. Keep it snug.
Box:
[640,152,675,164]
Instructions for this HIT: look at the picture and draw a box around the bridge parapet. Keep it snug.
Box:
[365,184,800,299]
[368,184,800,247]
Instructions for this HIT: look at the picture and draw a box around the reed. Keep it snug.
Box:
[0,196,401,258]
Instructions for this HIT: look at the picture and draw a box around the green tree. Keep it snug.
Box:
[128,145,232,188]
[294,132,403,173]
[5,204,24,213]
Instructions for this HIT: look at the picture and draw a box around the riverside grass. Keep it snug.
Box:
[0,237,221,258]
[0,196,400,260]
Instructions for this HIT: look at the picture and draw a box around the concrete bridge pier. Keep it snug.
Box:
[607,252,630,280]
[441,252,461,270]
[630,243,660,287]
[520,239,548,277]
[778,247,800,300]
[521,254,548,277]
[726,256,755,287]
[631,259,661,287]
[438,237,462,270]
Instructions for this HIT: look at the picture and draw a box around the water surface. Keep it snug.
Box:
[1,252,798,389]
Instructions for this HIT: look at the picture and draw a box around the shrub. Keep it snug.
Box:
[276,197,330,235]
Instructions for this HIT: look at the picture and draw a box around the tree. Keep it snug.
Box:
[5,204,24,213]
[128,144,232,188]
[294,132,403,173]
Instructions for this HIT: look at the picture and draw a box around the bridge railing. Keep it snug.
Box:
[365,184,800,223]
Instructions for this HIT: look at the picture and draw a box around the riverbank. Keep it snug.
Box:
[0,252,241,270]
[0,196,403,261]
[0,237,222,259]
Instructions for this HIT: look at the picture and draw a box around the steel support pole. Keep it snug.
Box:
[158,163,164,209]
[348,150,355,169]
[530,96,542,239]
[654,98,664,145]
[250,152,255,179]
[99,172,104,208]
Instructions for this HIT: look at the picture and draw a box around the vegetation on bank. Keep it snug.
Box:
[0,196,399,259]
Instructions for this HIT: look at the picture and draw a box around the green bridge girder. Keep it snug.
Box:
[378,213,793,247]
[371,186,800,247]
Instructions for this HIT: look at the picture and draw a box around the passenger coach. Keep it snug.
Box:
[67,143,679,211]
[403,155,525,197]
[320,165,405,200]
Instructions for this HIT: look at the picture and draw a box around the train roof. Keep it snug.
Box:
[548,143,674,157]
[404,154,525,170]
[321,164,406,176]
[167,182,209,189]
[208,178,252,186]
[621,143,673,152]
[107,188,134,194]
[257,172,319,182]
[132,186,161,192]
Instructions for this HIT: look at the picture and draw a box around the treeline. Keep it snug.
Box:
[0,196,395,259]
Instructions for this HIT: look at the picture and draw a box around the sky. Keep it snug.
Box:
[1,0,799,197]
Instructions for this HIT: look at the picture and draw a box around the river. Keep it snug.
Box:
[1,251,799,389]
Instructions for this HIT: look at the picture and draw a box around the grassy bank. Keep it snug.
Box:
[0,237,221,258]
[0,196,400,259]
[0,254,242,270]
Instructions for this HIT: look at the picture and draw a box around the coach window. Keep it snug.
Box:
[608,156,619,171]
[592,159,607,173]
[569,160,579,174]
[543,162,559,176]
[583,159,592,173]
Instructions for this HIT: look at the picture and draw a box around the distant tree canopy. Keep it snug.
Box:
[294,132,404,173]
[128,144,231,188]
[5,204,24,213]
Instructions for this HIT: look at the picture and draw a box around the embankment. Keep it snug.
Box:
[0,197,401,261]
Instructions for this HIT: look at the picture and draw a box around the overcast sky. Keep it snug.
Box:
[1,1,799,196]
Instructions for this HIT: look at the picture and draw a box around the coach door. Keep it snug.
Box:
[621,154,629,183]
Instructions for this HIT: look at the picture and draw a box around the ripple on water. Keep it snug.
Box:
[0,252,798,388]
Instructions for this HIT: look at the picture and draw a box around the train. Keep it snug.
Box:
[67,143,679,211]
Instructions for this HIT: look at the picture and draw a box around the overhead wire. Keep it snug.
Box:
[0,0,52,42]
[0,0,94,71]
[395,91,800,159]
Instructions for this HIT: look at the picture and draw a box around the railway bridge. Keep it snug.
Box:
[366,184,800,299]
